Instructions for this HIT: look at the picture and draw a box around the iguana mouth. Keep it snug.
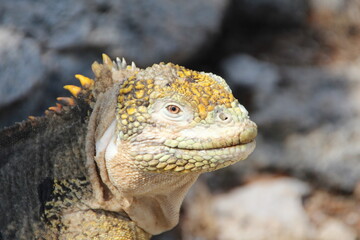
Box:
[165,141,256,172]
[162,127,257,151]
[132,124,257,173]
[165,140,255,151]
[134,139,256,173]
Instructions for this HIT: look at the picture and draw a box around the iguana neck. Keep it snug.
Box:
[0,98,90,176]
[0,99,90,239]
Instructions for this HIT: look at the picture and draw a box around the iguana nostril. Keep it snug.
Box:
[218,112,231,122]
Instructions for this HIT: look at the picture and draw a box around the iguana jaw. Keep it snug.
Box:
[161,140,256,172]
[128,120,257,173]
[98,120,256,235]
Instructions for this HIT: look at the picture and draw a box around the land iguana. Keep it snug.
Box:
[0,54,257,239]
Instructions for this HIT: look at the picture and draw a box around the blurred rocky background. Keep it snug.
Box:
[0,0,359,239]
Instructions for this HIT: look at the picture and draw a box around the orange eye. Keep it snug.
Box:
[166,105,181,114]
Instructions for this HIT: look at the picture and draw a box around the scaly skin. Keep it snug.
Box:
[0,54,256,239]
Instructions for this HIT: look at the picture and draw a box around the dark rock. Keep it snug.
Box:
[0,28,45,109]
[0,0,229,127]
[222,54,279,110]
[222,54,360,192]
[234,0,309,27]
[0,0,229,65]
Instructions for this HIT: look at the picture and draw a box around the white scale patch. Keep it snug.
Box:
[96,120,118,160]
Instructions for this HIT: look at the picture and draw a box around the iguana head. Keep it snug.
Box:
[114,63,257,173]
[68,55,256,235]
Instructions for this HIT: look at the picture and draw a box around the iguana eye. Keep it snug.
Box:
[166,105,181,114]
[151,101,191,123]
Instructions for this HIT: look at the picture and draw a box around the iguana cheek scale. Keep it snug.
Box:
[0,54,256,239]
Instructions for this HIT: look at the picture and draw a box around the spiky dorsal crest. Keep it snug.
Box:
[45,54,138,117]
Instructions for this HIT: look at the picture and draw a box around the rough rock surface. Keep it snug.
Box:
[0,0,228,127]
[316,219,357,240]
[221,54,360,192]
[0,28,45,108]
[1,0,227,65]
[234,0,309,27]
[211,178,313,240]
[180,178,358,240]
